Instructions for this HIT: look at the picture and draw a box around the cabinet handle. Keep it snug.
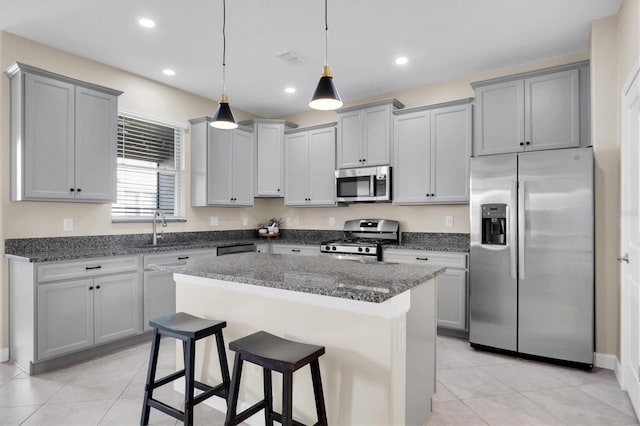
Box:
[362,158,366,162]
[85,265,102,270]
[277,188,280,192]
[426,194,430,197]
[525,141,531,145]
[519,142,524,146]
[77,188,82,192]
[291,249,301,253]
[177,256,189,260]
[88,286,94,290]
[416,257,429,261]
[70,188,75,192]
[431,193,435,197]
[96,285,101,289]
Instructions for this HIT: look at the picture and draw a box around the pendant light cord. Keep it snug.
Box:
[222,0,227,95]
[324,0,328,67]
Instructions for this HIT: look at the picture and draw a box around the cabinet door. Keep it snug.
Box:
[308,128,337,206]
[337,110,363,168]
[430,105,471,203]
[363,105,392,166]
[143,271,175,332]
[474,80,525,156]
[525,69,580,151]
[393,111,430,204]
[24,73,75,200]
[37,279,94,360]
[94,272,141,344]
[437,269,467,330]
[284,133,310,206]
[74,86,117,201]
[207,127,233,205]
[256,123,284,197]
[271,244,320,256]
[231,128,255,206]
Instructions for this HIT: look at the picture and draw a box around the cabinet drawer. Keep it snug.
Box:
[271,244,320,257]
[143,249,216,269]
[383,249,467,268]
[37,256,140,283]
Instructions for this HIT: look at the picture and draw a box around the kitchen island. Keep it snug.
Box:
[151,253,443,426]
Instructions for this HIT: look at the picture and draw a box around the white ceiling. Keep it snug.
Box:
[0,0,622,118]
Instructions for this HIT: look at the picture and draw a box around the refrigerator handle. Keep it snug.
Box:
[518,180,526,280]
[510,181,518,279]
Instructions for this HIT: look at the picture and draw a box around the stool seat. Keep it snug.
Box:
[229,331,325,372]
[150,312,226,339]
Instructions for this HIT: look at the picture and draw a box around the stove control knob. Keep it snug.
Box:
[365,247,370,253]
[358,247,363,252]
[332,246,337,251]
[325,245,331,251]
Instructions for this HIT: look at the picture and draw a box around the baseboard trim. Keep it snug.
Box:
[615,358,624,388]
[594,352,618,370]
[0,347,8,362]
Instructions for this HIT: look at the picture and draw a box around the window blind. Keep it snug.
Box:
[112,115,184,219]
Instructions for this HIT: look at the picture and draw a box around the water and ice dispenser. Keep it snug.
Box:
[481,204,507,245]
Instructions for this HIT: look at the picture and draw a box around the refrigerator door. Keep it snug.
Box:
[517,147,594,365]
[470,154,518,351]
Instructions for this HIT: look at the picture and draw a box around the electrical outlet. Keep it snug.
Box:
[329,217,335,226]
[445,216,454,227]
[285,217,291,226]
[210,216,219,226]
[242,217,248,226]
[63,218,73,232]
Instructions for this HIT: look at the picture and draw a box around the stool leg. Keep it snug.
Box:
[281,371,293,426]
[215,331,231,399]
[263,368,273,426]
[184,339,196,426]
[224,352,243,426]
[140,329,161,426]
[310,360,328,426]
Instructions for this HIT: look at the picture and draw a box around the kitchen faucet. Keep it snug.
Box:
[152,209,167,245]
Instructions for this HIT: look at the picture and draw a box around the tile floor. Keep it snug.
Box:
[0,335,636,425]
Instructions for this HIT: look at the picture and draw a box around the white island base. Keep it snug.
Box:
[172,273,436,426]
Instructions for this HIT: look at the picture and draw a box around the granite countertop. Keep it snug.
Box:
[149,252,445,303]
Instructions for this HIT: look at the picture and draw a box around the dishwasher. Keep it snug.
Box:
[216,244,257,256]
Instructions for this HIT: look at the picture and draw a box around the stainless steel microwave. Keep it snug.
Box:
[335,165,391,202]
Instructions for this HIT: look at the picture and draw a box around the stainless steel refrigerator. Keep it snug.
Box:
[469,147,594,367]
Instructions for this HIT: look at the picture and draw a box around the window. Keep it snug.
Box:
[112,113,185,220]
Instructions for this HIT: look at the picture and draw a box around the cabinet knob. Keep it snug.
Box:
[431,193,435,197]
[96,285,101,289]
[70,188,75,192]
[426,194,430,197]
[362,158,366,162]
[77,188,81,192]
[88,286,94,290]
[519,142,524,146]
[277,188,280,192]
[525,141,531,145]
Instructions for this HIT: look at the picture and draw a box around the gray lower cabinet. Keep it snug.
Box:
[393,100,471,204]
[473,63,588,156]
[142,249,217,331]
[284,123,337,206]
[383,249,469,333]
[5,62,121,202]
[190,117,255,207]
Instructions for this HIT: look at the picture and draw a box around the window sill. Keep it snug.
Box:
[112,217,187,224]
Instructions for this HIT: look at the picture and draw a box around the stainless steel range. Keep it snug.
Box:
[320,219,399,261]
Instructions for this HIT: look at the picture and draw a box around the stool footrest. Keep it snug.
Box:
[271,412,307,426]
[233,400,268,425]
[149,369,185,390]
[148,398,184,421]
[193,381,228,404]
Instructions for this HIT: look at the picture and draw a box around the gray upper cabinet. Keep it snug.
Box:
[473,62,588,156]
[239,119,298,198]
[336,99,404,169]
[190,117,255,207]
[393,100,472,205]
[5,63,121,202]
[284,123,337,207]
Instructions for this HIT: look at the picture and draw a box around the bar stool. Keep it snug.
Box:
[224,331,328,426]
[141,312,231,426]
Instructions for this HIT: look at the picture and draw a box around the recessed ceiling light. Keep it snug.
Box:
[138,18,156,28]
[395,57,409,65]
[162,69,175,76]
[285,87,296,94]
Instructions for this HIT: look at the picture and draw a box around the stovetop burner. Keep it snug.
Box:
[320,219,400,261]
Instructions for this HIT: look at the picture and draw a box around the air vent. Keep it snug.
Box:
[277,50,303,64]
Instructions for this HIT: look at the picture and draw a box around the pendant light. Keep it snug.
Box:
[309,0,343,110]
[211,0,238,129]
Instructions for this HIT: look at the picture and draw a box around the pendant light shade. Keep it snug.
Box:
[211,94,238,130]
[309,0,342,111]
[210,0,238,130]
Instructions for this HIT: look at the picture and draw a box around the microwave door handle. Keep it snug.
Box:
[370,175,375,197]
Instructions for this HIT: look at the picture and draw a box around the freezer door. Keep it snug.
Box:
[517,147,594,365]
[470,154,518,351]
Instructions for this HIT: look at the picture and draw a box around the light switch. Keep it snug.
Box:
[210,216,219,226]
[285,217,292,226]
[445,215,454,227]
[329,217,335,226]
[242,217,248,226]
[63,218,73,232]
